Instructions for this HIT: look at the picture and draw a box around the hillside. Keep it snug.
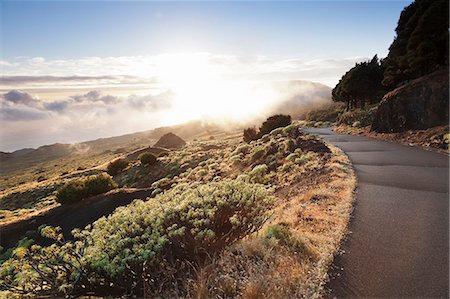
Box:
[0,118,356,298]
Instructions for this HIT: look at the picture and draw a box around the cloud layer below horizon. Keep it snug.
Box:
[0,53,367,151]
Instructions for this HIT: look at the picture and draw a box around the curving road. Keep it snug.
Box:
[305,127,449,298]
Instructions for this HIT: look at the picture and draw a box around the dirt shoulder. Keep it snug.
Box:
[335,124,449,155]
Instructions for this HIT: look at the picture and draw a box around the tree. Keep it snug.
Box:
[332,55,386,110]
[243,127,258,143]
[382,0,449,88]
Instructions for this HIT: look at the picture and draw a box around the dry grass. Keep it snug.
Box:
[1,124,356,298]
[188,143,356,298]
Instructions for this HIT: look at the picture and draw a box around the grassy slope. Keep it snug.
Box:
[0,122,356,298]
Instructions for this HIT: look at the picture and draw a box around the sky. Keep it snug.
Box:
[0,0,412,151]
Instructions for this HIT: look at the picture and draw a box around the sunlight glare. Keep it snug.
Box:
[155,53,276,125]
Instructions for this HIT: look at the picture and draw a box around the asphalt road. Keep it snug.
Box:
[305,127,449,298]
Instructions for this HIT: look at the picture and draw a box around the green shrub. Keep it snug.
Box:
[56,173,117,204]
[282,123,300,137]
[0,180,275,297]
[265,224,307,253]
[251,147,265,161]
[55,180,87,204]
[337,106,377,127]
[139,152,158,165]
[270,127,284,136]
[286,153,298,162]
[258,114,292,137]
[352,120,362,127]
[248,164,269,183]
[243,127,258,143]
[304,102,345,122]
[266,224,292,245]
[233,144,250,155]
[158,151,169,157]
[107,158,129,176]
[84,180,274,280]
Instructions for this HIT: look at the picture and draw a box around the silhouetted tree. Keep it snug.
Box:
[332,55,386,110]
[258,114,291,137]
[382,0,449,88]
[243,127,258,143]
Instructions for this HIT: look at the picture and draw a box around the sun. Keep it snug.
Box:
[155,53,275,125]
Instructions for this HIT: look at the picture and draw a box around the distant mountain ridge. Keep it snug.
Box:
[0,120,217,173]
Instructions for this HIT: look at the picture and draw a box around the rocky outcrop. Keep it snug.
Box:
[154,132,186,149]
[372,69,449,133]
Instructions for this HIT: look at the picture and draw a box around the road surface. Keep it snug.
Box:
[305,127,449,298]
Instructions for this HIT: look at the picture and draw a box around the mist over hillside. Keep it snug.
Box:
[0,80,331,153]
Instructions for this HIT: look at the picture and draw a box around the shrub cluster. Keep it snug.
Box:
[106,158,129,176]
[243,114,292,143]
[139,152,158,165]
[304,102,345,122]
[56,173,117,204]
[258,114,292,137]
[337,106,378,127]
[1,179,274,297]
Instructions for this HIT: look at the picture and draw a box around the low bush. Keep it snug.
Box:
[283,123,301,137]
[248,164,269,183]
[337,106,378,127]
[251,147,265,161]
[258,114,292,137]
[243,127,258,143]
[139,152,158,165]
[265,224,308,253]
[107,158,129,176]
[304,102,345,122]
[233,144,250,156]
[242,115,292,143]
[2,180,274,297]
[56,173,117,204]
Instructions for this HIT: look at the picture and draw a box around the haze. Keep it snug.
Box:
[0,1,411,152]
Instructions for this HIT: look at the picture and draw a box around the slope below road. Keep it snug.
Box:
[305,127,449,298]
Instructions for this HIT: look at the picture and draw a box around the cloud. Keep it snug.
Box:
[1,54,368,88]
[0,106,49,121]
[2,90,40,107]
[0,75,118,85]
[0,53,366,150]
[70,90,120,105]
[127,91,174,110]
[0,89,174,122]
[42,100,70,112]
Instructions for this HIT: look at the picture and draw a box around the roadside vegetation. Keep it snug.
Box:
[0,116,356,298]
[56,173,117,204]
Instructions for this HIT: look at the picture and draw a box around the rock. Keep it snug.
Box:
[372,69,449,133]
[153,132,186,149]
